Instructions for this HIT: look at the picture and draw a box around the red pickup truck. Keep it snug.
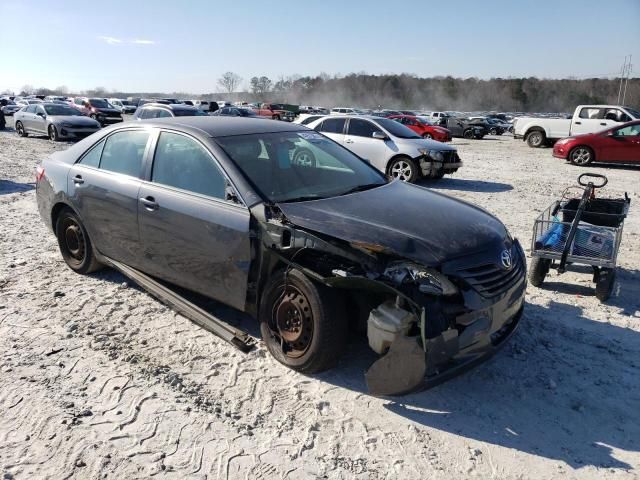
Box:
[254,103,295,122]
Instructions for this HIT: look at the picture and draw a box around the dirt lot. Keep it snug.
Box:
[1,117,639,480]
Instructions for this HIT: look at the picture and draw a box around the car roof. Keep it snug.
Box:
[140,103,199,111]
[142,116,309,137]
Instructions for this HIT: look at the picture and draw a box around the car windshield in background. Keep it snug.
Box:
[216,131,386,203]
[122,100,133,106]
[625,107,640,118]
[173,109,209,117]
[372,117,421,139]
[90,99,112,108]
[44,105,81,116]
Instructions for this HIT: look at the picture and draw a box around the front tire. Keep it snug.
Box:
[462,129,474,139]
[526,130,545,148]
[259,269,347,373]
[16,121,28,137]
[272,115,281,121]
[529,257,551,287]
[569,146,594,166]
[48,125,59,141]
[422,133,433,140]
[388,156,418,182]
[55,208,102,274]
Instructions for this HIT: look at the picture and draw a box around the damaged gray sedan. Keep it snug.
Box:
[36,117,526,395]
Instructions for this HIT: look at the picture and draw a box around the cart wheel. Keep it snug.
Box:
[595,268,616,302]
[529,257,551,287]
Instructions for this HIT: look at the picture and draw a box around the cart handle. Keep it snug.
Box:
[578,173,607,188]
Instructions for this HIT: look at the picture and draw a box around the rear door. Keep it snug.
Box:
[67,129,152,267]
[343,118,389,171]
[137,130,251,310]
[315,117,347,145]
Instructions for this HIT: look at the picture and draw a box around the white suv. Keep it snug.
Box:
[306,115,462,182]
[330,107,361,115]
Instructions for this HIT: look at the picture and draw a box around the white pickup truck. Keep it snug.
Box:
[514,105,639,147]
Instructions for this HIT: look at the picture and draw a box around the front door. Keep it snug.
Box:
[67,129,151,267]
[33,105,48,134]
[599,124,640,162]
[138,130,251,310]
[343,118,389,172]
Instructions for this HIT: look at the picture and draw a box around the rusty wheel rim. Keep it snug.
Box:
[62,218,86,263]
[273,286,313,358]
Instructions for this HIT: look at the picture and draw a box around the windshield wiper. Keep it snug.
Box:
[339,183,385,196]
[278,194,326,203]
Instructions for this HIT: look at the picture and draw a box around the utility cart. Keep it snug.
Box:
[529,173,630,302]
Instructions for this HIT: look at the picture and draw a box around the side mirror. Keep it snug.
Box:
[37,112,45,118]
[372,131,387,140]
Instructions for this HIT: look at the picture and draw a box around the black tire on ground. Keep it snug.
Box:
[526,130,545,148]
[422,133,433,139]
[291,147,317,167]
[529,257,551,287]
[259,268,347,373]
[569,146,594,166]
[387,156,419,182]
[55,208,102,274]
[272,115,281,121]
[48,125,59,141]
[489,127,498,135]
[16,121,28,137]
[462,129,474,139]
[595,268,616,302]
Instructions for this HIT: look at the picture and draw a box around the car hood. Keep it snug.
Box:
[397,137,456,151]
[50,115,100,126]
[277,181,509,267]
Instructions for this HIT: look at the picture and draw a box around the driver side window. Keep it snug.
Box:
[347,119,382,138]
[615,125,640,136]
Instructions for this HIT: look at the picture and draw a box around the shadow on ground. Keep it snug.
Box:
[0,180,35,194]
[418,177,513,193]
[90,263,639,470]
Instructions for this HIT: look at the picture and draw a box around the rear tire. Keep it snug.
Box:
[16,121,28,137]
[387,156,419,182]
[259,269,347,373]
[422,133,433,139]
[55,208,102,274]
[489,127,498,135]
[526,130,545,148]
[272,115,281,121]
[569,146,594,166]
[462,129,474,139]
[595,268,616,302]
[529,257,551,287]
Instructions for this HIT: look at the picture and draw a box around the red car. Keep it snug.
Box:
[389,115,452,142]
[553,120,640,166]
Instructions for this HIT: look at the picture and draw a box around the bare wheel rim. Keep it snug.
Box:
[572,147,591,164]
[62,218,86,263]
[529,132,542,145]
[49,126,56,140]
[17,123,24,135]
[272,285,313,358]
[390,160,413,181]
[293,150,313,166]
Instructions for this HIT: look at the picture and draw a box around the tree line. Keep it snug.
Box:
[8,72,639,113]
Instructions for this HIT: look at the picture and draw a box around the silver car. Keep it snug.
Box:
[14,102,101,141]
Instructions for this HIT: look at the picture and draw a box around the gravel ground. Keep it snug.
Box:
[1,118,639,480]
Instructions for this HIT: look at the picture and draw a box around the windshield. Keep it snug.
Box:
[624,107,640,119]
[372,118,421,139]
[44,105,81,116]
[121,100,132,106]
[216,131,387,202]
[89,99,112,108]
[173,109,208,116]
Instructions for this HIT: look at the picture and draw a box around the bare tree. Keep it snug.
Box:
[217,72,242,94]
[250,76,272,101]
[20,85,35,96]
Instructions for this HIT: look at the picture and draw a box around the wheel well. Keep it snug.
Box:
[50,203,73,235]
[525,127,546,138]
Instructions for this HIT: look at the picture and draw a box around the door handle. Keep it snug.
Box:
[575,121,581,125]
[345,139,354,143]
[139,196,159,210]
[600,122,607,126]
[73,174,84,185]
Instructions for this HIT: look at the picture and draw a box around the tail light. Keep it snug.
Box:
[36,165,45,183]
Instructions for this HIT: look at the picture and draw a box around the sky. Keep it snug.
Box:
[0,0,638,94]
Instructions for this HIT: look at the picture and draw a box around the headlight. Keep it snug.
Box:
[428,150,444,162]
[384,262,458,296]
[556,137,573,144]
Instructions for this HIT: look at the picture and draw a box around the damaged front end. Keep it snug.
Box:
[252,201,526,396]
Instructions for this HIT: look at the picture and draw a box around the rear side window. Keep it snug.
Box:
[79,139,105,168]
[151,132,226,199]
[100,130,150,177]
[579,108,603,119]
[317,118,346,134]
[347,119,382,138]
[156,109,172,118]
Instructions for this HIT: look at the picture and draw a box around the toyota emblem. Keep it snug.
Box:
[500,249,513,270]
